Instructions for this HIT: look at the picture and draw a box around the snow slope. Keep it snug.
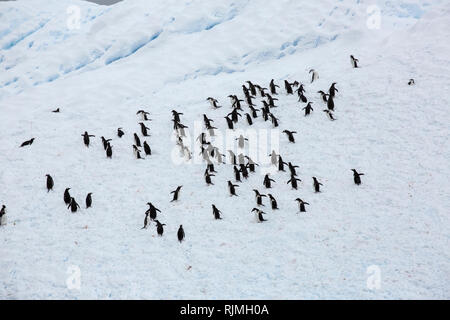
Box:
[0,0,449,299]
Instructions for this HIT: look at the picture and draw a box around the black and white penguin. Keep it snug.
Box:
[269,150,279,166]
[171,110,183,123]
[228,150,237,165]
[252,208,267,222]
[233,165,242,182]
[143,141,151,156]
[327,94,335,111]
[270,79,280,95]
[323,110,336,121]
[302,102,314,116]
[228,181,239,196]
[170,186,183,202]
[288,162,299,176]
[177,225,185,242]
[212,204,222,220]
[245,156,258,173]
[67,197,81,213]
[134,133,141,147]
[263,174,275,188]
[246,81,257,96]
[64,188,71,205]
[309,69,319,83]
[20,138,35,147]
[146,202,161,220]
[248,105,259,118]
[295,198,309,212]
[408,79,415,86]
[224,116,234,130]
[350,55,359,68]
[85,193,93,209]
[106,143,112,158]
[312,177,323,193]
[239,164,249,179]
[101,137,112,150]
[245,113,253,125]
[283,130,297,143]
[328,82,338,98]
[52,108,60,113]
[267,194,278,210]
[155,220,166,236]
[204,170,215,185]
[253,189,267,206]
[139,122,150,137]
[269,113,279,127]
[278,155,287,172]
[141,212,149,229]
[45,174,54,192]
[81,132,95,147]
[287,175,302,190]
[137,110,151,121]
[117,128,124,138]
[351,169,364,185]
[318,90,328,103]
[284,80,294,95]
[207,97,222,109]
[0,205,6,226]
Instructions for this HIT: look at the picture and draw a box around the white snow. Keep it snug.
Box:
[0,0,449,299]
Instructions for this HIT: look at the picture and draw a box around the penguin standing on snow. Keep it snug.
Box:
[204,170,215,185]
[351,169,364,185]
[252,208,267,222]
[81,132,95,147]
[137,110,151,121]
[0,205,6,226]
[263,174,275,188]
[284,80,294,95]
[328,82,338,98]
[295,198,309,212]
[278,155,287,172]
[408,79,415,86]
[134,133,141,147]
[45,174,54,192]
[101,137,112,150]
[146,202,161,220]
[302,102,314,116]
[283,130,297,143]
[245,156,258,173]
[245,113,253,125]
[155,220,166,236]
[143,141,151,156]
[350,55,359,68]
[52,108,60,113]
[270,79,280,95]
[170,186,183,202]
[312,177,323,193]
[309,69,319,83]
[67,197,81,213]
[224,116,234,130]
[323,110,337,121]
[177,225,185,242]
[20,138,35,147]
[287,175,302,190]
[228,181,239,196]
[64,188,71,205]
[207,97,222,109]
[327,94,335,111]
[85,193,93,209]
[139,122,150,137]
[267,194,278,210]
[253,189,267,206]
[318,90,328,103]
[233,166,242,182]
[141,212,149,229]
[106,143,112,158]
[288,162,299,176]
[212,205,222,220]
[117,128,124,138]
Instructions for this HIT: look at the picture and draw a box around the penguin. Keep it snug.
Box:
[327,94,335,111]
[139,122,150,137]
[117,128,124,138]
[143,141,151,156]
[287,175,302,190]
[255,84,268,97]
[296,86,307,102]
[295,198,309,213]
[137,110,151,121]
[278,155,287,172]
[350,55,359,68]
[101,137,112,150]
[171,110,183,123]
[283,130,297,143]
[67,197,80,213]
[249,105,259,118]
[270,79,280,95]
[263,174,275,188]
[351,169,364,185]
[245,156,258,173]
[266,94,278,108]
[269,150,278,166]
[170,186,182,202]
[177,225,185,242]
[245,113,253,125]
[81,132,95,147]
[45,174,54,192]
[408,79,415,86]
[239,164,249,179]
[237,153,245,165]
[133,145,143,159]
[288,162,299,176]
[64,188,71,205]
[20,138,35,147]
[323,110,336,121]
[284,80,293,95]
[85,193,93,209]
[212,204,222,220]
[146,202,161,220]
[228,150,237,165]
[141,213,149,229]
[228,181,239,196]
[329,82,338,98]
[52,108,60,113]
[204,170,215,185]
[233,166,241,182]
[312,177,323,192]
[309,69,319,83]
[302,102,314,116]
[134,133,141,147]
[224,116,234,130]
[207,97,222,109]
[269,113,279,127]
[106,143,112,158]
[246,81,257,95]
[228,109,242,123]
[253,189,267,206]
[0,205,6,226]
[236,135,248,148]
[203,114,214,128]
[318,90,328,103]
[155,220,166,236]
[267,194,278,210]
[252,208,267,222]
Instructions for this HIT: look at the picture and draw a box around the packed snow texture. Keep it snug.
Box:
[0,0,449,299]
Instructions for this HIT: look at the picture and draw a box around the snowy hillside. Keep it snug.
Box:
[0,0,449,299]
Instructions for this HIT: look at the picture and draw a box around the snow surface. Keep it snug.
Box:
[0,0,449,299]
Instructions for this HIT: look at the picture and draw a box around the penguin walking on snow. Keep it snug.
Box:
[67,197,81,213]
[312,177,323,193]
[408,79,415,86]
[141,213,149,229]
[323,110,336,121]
[143,141,151,156]
[52,108,60,113]
[0,205,6,226]
[20,138,35,147]
[263,174,275,188]
[139,122,150,137]
[170,186,182,202]
[283,130,297,143]
[228,181,239,196]
[288,162,299,176]
[327,94,335,111]
[134,133,141,147]
[177,225,185,242]
[117,128,124,138]
[318,90,328,103]
[252,208,267,222]
[137,110,151,121]
[64,188,71,205]
[106,143,112,158]
[295,198,309,212]
[351,169,364,185]
[212,204,222,220]
[303,102,314,116]
[155,220,166,236]
[328,82,338,98]
[146,202,161,220]
[270,79,280,95]
[253,189,267,206]
[284,80,293,95]
[204,170,215,185]
[85,193,93,209]
[268,194,278,210]
[45,174,54,192]
[309,69,319,83]
[350,55,359,68]
[101,137,112,150]
[207,97,222,109]
[82,132,95,147]
[287,175,302,190]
